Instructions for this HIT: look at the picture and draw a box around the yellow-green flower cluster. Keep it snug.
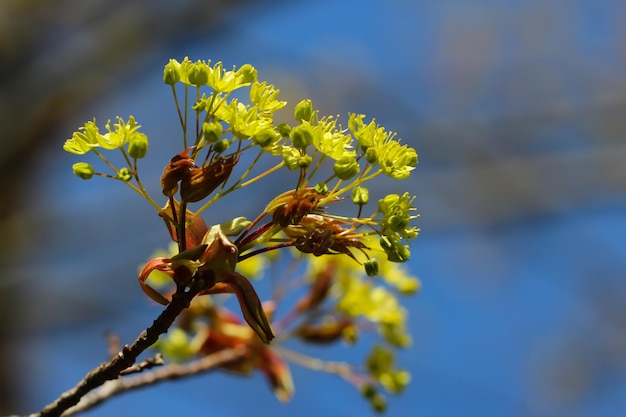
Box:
[349,113,417,180]
[277,105,418,182]
[153,327,203,361]
[377,192,420,262]
[338,275,411,346]
[164,58,257,92]
[66,57,422,413]
[366,345,411,394]
[164,57,287,154]
[64,116,148,157]
[64,116,149,184]
[307,247,418,348]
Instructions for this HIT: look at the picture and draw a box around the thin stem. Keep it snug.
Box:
[272,346,354,376]
[233,213,268,247]
[183,84,189,148]
[237,242,294,263]
[92,149,173,223]
[237,160,284,189]
[296,166,307,192]
[236,221,276,250]
[178,201,187,252]
[321,168,380,206]
[188,160,285,223]
[305,152,326,185]
[92,149,119,176]
[170,85,184,134]
[227,147,265,190]
[195,86,201,147]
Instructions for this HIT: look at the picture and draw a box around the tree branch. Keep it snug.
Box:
[62,346,247,416]
[32,279,207,417]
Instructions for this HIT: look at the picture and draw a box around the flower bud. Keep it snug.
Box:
[276,123,291,137]
[364,259,379,276]
[282,148,300,170]
[297,154,312,168]
[188,61,208,86]
[333,156,360,180]
[371,394,387,413]
[380,236,410,262]
[253,126,279,147]
[365,147,378,164]
[128,133,149,159]
[351,186,369,205]
[220,217,251,235]
[202,121,223,143]
[118,167,132,182]
[235,63,257,85]
[163,59,181,85]
[342,323,358,344]
[361,384,378,399]
[388,214,409,233]
[212,138,230,154]
[72,162,94,180]
[406,148,418,166]
[290,123,314,149]
[314,182,328,195]
[294,99,313,122]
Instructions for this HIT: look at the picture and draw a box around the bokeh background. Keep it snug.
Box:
[2,1,626,416]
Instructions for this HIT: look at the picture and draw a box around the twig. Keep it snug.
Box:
[61,346,247,416]
[119,354,164,376]
[32,278,207,417]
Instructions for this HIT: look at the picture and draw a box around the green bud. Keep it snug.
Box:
[290,123,314,149]
[361,384,378,399]
[118,167,132,182]
[388,214,409,233]
[294,99,313,122]
[365,147,378,164]
[314,182,328,195]
[128,133,148,159]
[342,324,358,344]
[297,154,312,168]
[163,59,181,85]
[371,394,387,413]
[364,259,379,277]
[351,186,369,205]
[282,148,300,170]
[202,121,223,143]
[213,138,230,154]
[380,236,410,262]
[72,162,94,180]
[220,217,251,236]
[188,61,208,86]
[406,148,418,166]
[253,127,279,147]
[235,63,257,85]
[333,156,360,180]
[276,123,291,137]
[378,194,399,215]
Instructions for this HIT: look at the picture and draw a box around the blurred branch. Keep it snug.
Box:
[61,346,246,417]
[24,280,205,417]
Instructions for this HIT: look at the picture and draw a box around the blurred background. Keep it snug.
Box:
[2,0,626,416]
